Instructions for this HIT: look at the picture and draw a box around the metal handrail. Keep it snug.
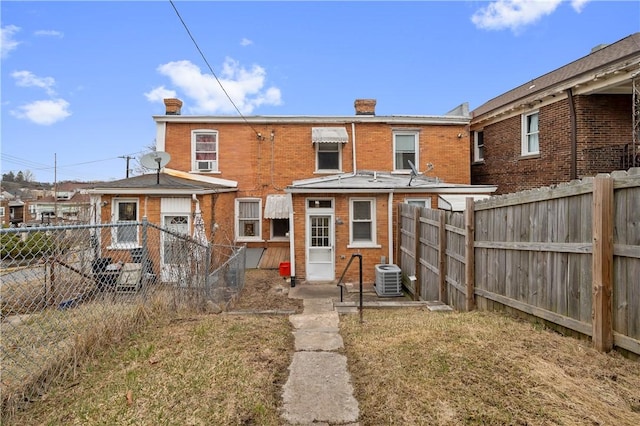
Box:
[336,253,363,323]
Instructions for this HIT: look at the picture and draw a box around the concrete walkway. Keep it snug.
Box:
[281,284,360,425]
[280,282,452,425]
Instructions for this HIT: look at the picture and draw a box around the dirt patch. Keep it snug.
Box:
[230,269,303,313]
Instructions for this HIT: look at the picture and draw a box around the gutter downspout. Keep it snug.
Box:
[352,122,357,173]
[287,192,296,287]
[388,191,393,264]
[566,88,578,180]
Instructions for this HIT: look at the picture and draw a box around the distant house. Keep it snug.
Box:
[470,32,640,195]
[90,98,495,284]
[28,182,93,225]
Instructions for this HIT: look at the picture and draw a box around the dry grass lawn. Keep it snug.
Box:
[4,269,640,425]
[341,309,640,425]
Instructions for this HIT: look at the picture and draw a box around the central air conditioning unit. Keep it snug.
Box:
[374,264,403,297]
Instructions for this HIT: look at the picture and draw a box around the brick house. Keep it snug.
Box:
[470,32,640,195]
[94,98,493,284]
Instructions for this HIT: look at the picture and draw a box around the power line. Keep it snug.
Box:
[2,151,146,180]
[168,0,262,138]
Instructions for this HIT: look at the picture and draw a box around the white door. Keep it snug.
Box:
[306,214,334,281]
[161,215,190,283]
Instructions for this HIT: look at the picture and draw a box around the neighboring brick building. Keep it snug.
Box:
[470,32,640,195]
[92,98,496,284]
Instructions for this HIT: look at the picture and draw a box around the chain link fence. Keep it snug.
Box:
[1,220,245,418]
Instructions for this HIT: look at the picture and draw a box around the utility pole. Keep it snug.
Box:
[119,155,134,178]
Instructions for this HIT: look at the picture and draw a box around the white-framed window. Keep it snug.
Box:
[521,111,539,155]
[405,198,432,208]
[271,218,290,240]
[349,198,376,246]
[113,198,139,248]
[316,142,341,172]
[0,206,4,217]
[192,130,218,172]
[393,131,419,172]
[235,198,262,241]
[473,130,484,162]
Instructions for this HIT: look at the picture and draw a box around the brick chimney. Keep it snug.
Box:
[164,98,183,115]
[354,99,376,115]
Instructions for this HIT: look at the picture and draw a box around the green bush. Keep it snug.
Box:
[0,231,56,260]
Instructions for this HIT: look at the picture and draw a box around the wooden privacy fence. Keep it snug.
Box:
[397,169,640,354]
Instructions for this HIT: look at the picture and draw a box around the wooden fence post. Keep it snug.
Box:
[592,175,614,352]
[465,198,476,311]
[439,211,447,303]
[396,203,402,271]
[413,207,421,301]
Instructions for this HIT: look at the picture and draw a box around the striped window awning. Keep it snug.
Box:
[311,127,349,144]
[264,194,291,219]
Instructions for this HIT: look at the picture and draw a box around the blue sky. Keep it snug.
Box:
[2,1,639,183]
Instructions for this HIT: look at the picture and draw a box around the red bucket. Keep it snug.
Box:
[279,261,291,277]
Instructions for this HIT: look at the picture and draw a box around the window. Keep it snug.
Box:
[192,130,218,172]
[473,131,484,162]
[522,112,539,155]
[393,131,418,171]
[271,218,289,239]
[350,198,376,245]
[307,199,332,209]
[236,199,262,241]
[405,198,431,208]
[316,142,341,171]
[113,199,138,247]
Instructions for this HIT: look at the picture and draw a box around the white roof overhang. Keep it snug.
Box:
[438,194,492,211]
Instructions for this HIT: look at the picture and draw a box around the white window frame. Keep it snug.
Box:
[235,198,262,242]
[191,130,219,173]
[348,198,378,247]
[0,206,4,217]
[393,131,419,172]
[473,130,484,162]
[111,198,139,249]
[315,142,342,173]
[521,111,539,156]
[404,198,432,208]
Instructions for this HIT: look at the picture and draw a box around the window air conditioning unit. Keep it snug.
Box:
[374,264,403,297]
[197,161,214,171]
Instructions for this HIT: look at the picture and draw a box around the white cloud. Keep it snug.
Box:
[240,38,253,46]
[471,0,590,32]
[144,86,177,102]
[1,24,21,59]
[12,70,57,96]
[34,29,64,38]
[11,99,71,125]
[570,0,589,13]
[149,58,282,114]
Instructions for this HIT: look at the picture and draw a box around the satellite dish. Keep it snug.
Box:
[407,160,419,186]
[140,151,171,169]
[140,151,171,184]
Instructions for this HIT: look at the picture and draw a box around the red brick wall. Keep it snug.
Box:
[575,94,632,175]
[471,94,632,195]
[164,121,470,196]
[291,193,390,284]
